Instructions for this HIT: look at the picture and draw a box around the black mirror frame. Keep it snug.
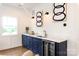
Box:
[53,3,66,21]
[36,11,43,27]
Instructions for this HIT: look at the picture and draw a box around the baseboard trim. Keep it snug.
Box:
[0,46,23,51]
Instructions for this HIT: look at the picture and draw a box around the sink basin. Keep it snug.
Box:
[37,35,46,38]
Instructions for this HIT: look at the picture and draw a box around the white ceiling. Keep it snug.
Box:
[0,3,41,11]
[0,3,43,14]
[0,3,52,13]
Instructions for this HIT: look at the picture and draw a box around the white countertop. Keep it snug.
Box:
[23,33,67,43]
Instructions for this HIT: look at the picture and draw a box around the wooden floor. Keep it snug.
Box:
[0,46,28,56]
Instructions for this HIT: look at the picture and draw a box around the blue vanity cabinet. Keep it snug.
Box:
[22,34,67,56]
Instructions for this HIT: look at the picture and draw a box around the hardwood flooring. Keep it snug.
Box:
[0,46,28,56]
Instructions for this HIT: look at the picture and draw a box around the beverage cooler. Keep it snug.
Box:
[43,40,55,56]
[43,40,67,56]
[48,41,55,56]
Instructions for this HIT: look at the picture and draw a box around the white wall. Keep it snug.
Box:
[0,5,31,50]
[29,3,79,56]
[67,4,79,56]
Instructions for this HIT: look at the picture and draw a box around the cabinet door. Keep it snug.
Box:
[32,38,39,54]
[22,35,26,47]
[22,35,32,50]
[55,40,67,56]
[43,40,49,56]
[48,41,55,56]
[28,36,33,50]
[58,40,67,56]
[25,36,33,50]
[24,36,30,49]
[36,38,43,56]
[32,37,43,56]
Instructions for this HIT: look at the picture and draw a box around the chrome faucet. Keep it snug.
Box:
[44,30,47,38]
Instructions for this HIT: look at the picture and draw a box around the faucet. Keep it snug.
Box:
[43,30,47,38]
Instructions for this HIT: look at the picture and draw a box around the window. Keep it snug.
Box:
[2,16,17,35]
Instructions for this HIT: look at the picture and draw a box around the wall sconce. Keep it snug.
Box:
[45,12,49,15]
[63,23,67,27]
[32,16,34,19]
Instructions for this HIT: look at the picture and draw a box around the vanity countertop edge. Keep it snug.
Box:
[22,33,67,43]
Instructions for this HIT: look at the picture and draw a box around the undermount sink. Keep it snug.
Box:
[36,35,47,38]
